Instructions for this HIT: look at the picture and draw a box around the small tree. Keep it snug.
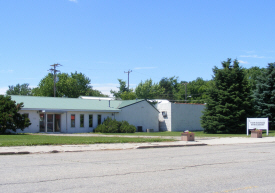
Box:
[0,95,31,134]
[135,79,165,99]
[201,59,254,134]
[253,62,275,129]
[6,83,32,96]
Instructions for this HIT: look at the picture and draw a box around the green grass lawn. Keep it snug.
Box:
[101,130,275,138]
[0,134,175,147]
[1,130,274,147]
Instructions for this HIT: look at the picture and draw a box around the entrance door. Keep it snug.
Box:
[55,114,61,132]
[40,114,61,132]
[47,114,54,132]
[39,114,45,132]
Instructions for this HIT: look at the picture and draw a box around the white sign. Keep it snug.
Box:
[247,118,269,135]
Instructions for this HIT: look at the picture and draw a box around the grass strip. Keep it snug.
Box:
[100,130,275,137]
[0,134,174,147]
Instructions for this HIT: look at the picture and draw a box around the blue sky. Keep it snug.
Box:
[1,0,274,96]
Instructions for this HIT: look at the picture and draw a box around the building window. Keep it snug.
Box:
[98,115,101,125]
[80,114,84,127]
[89,114,93,127]
[71,114,75,127]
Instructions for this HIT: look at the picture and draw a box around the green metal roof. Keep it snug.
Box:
[10,95,122,112]
[9,96,157,113]
[116,99,144,108]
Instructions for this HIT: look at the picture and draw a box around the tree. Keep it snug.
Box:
[159,76,180,100]
[253,63,275,129]
[110,79,136,100]
[110,79,130,99]
[135,79,165,99]
[6,83,32,96]
[86,89,108,97]
[120,91,136,100]
[32,72,105,98]
[244,66,266,91]
[0,95,31,134]
[173,78,210,103]
[201,59,254,134]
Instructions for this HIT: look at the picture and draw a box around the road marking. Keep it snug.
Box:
[214,186,258,193]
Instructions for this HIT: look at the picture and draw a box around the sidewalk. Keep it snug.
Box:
[1,136,275,155]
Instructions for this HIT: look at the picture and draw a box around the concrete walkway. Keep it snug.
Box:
[1,135,275,155]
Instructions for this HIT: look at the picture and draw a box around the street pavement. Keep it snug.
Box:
[1,134,275,155]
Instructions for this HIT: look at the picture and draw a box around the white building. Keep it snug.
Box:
[10,95,159,133]
[155,100,205,131]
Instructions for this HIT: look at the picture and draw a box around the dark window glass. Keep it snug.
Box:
[80,114,84,127]
[98,115,101,125]
[89,115,93,127]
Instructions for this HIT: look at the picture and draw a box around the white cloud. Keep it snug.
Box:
[0,69,14,73]
[92,83,118,96]
[0,87,8,95]
[240,55,265,58]
[69,0,78,3]
[238,60,249,64]
[134,67,157,70]
[92,83,137,96]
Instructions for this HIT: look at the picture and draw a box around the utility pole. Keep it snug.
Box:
[182,83,188,103]
[124,70,132,90]
[49,63,61,97]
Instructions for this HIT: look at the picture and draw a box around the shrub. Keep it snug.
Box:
[120,121,136,133]
[94,117,136,133]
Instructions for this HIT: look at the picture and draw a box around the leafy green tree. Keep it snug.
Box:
[172,78,210,103]
[253,63,275,129]
[120,91,136,100]
[201,59,254,134]
[110,79,130,99]
[244,66,266,91]
[86,89,108,97]
[0,95,31,134]
[6,83,32,96]
[159,76,180,100]
[32,72,105,98]
[186,78,210,104]
[135,79,165,99]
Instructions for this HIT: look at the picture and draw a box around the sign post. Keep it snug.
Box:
[247,118,269,136]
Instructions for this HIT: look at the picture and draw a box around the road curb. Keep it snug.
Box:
[0,151,31,155]
[136,143,207,149]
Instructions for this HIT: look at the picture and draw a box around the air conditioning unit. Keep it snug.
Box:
[162,111,167,117]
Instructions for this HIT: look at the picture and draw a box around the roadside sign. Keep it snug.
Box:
[247,118,269,136]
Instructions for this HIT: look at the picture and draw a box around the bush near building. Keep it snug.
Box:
[95,117,136,133]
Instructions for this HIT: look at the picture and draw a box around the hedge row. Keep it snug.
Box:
[94,117,136,133]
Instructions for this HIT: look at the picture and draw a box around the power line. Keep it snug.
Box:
[48,63,62,97]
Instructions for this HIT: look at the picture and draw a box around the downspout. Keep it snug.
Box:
[66,112,68,133]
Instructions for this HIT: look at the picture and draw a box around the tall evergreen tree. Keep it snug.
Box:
[201,59,254,134]
[253,62,275,129]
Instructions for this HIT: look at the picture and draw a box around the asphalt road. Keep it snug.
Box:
[1,143,275,193]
